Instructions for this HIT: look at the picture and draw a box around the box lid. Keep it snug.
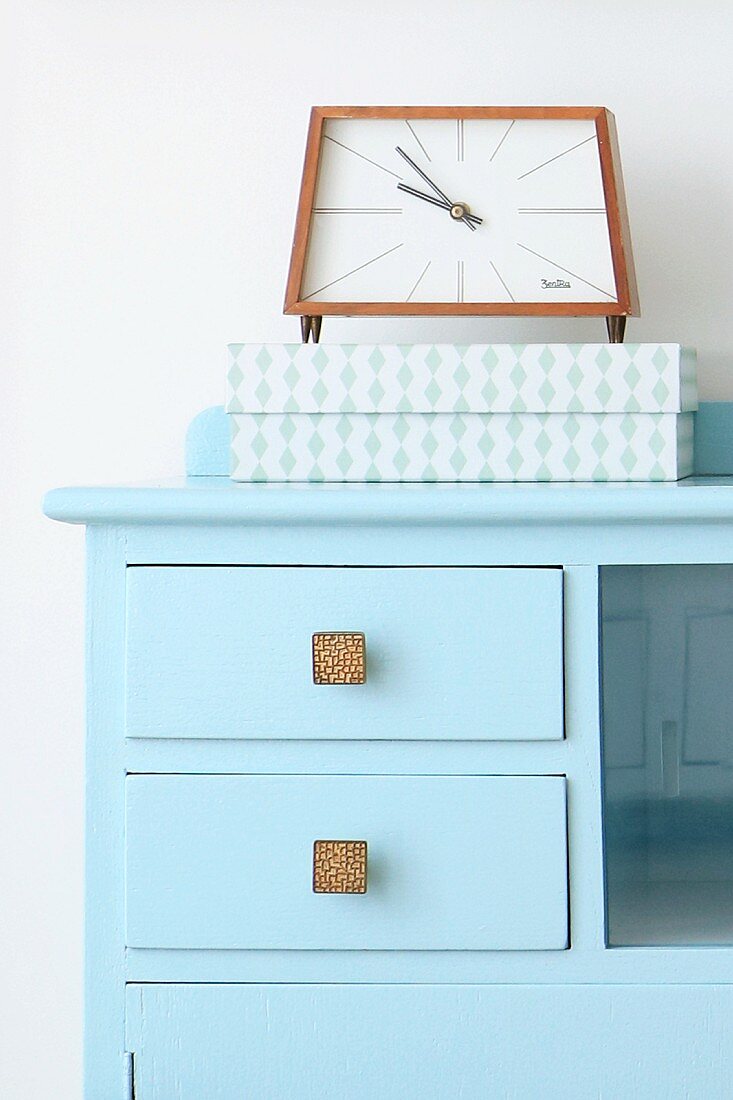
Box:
[226,343,697,415]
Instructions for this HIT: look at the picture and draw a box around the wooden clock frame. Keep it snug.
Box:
[284,106,639,343]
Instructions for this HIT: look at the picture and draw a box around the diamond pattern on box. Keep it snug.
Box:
[230,412,694,483]
[226,344,697,415]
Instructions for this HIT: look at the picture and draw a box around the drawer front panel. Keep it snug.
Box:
[125,566,563,741]
[125,774,568,951]
[126,983,733,1100]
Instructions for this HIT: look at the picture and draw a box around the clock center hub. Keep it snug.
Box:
[450,202,470,220]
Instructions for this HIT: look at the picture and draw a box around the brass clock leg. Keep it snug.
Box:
[606,316,627,343]
[299,316,323,343]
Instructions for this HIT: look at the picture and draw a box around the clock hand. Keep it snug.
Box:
[395,146,477,231]
[397,182,482,225]
[395,145,453,205]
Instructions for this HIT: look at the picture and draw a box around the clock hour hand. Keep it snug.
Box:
[395,145,477,231]
[397,182,482,225]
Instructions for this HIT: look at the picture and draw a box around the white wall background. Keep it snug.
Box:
[3,0,732,1094]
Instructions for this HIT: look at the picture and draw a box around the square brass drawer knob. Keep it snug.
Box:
[312,632,366,684]
[313,840,368,893]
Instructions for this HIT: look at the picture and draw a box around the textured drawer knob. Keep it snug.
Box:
[313,840,368,893]
[312,632,366,684]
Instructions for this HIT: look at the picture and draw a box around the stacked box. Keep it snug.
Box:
[226,344,697,483]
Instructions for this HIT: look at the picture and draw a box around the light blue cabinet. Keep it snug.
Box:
[44,408,733,1099]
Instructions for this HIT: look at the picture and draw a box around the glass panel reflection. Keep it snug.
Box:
[601,565,733,946]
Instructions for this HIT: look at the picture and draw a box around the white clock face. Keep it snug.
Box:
[300,116,618,306]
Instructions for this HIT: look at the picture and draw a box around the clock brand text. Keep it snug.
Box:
[541,278,571,289]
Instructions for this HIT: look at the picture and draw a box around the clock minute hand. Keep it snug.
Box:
[396,145,452,203]
[397,182,482,225]
[395,145,476,232]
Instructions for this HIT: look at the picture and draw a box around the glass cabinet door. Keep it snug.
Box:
[601,565,733,946]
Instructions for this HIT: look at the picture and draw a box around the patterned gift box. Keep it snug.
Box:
[226,343,697,415]
[226,343,697,483]
[230,411,694,483]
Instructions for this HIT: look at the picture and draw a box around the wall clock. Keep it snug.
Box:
[284,106,639,342]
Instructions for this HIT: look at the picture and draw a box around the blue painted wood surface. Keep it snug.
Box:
[125,565,564,742]
[693,401,733,475]
[43,474,733,531]
[185,405,231,476]
[126,982,733,1099]
[126,774,568,951]
[84,528,129,1100]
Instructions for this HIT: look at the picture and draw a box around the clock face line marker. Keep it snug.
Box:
[302,243,404,300]
[518,208,605,214]
[404,120,431,161]
[457,259,464,302]
[516,135,596,180]
[324,135,403,179]
[489,120,515,162]
[313,208,403,214]
[457,119,464,163]
[406,260,432,302]
[516,242,615,299]
[489,260,515,302]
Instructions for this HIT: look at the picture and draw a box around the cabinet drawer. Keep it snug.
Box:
[125,566,563,741]
[125,774,568,951]
[126,983,733,1100]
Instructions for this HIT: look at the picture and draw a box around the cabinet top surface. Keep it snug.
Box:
[43,476,733,527]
